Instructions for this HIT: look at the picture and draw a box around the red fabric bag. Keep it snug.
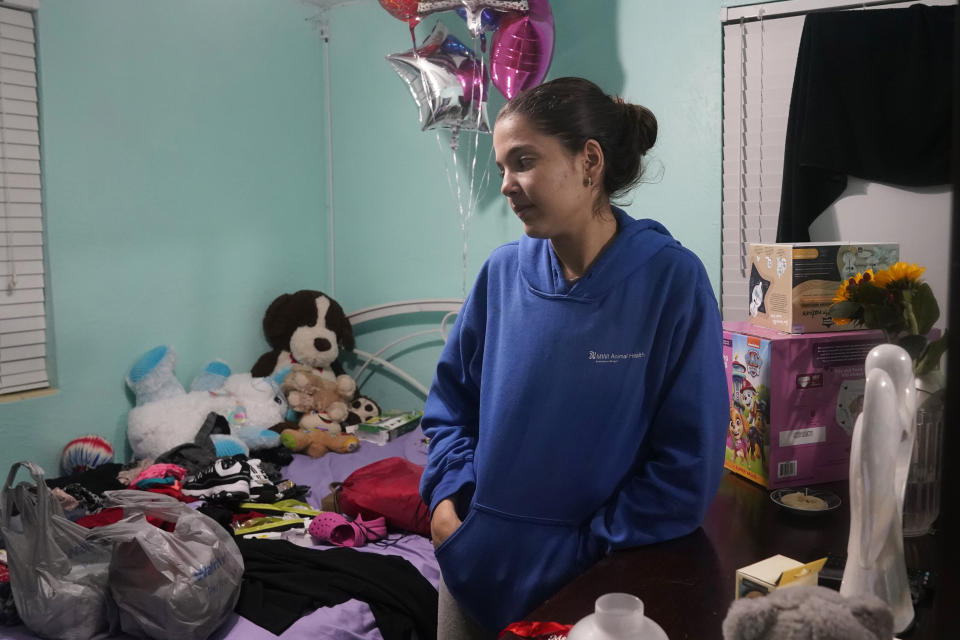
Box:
[335,457,431,536]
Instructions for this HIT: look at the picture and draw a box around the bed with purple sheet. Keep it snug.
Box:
[0,426,439,640]
[213,426,440,640]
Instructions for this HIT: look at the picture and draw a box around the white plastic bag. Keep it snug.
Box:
[89,490,243,640]
[0,461,114,640]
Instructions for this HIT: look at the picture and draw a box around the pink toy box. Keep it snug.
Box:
[722,321,885,488]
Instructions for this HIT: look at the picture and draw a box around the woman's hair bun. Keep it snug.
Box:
[604,100,657,198]
[623,102,658,157]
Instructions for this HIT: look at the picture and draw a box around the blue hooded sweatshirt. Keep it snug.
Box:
[419,208,728,631]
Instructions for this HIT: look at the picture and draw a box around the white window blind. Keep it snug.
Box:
[0,3,46,395]
[719,0,954,322]
[721,12,802,321]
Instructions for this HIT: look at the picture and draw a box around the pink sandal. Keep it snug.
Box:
[309,512,387,547]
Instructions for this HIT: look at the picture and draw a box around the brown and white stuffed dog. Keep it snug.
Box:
[251,290,355,383]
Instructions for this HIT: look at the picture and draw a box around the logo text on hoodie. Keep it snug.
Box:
[588,350,646,364]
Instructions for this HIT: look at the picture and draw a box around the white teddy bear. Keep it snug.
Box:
[126,345,286,460]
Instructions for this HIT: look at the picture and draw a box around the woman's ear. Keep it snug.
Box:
[583,138,605,185]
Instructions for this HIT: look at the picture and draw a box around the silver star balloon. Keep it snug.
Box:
[387,22,490,133]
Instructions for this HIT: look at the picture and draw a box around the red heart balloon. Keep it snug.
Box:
[378,0,420,22]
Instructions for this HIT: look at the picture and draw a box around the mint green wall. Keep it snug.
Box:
[328,0,722,312]
[0,0,330,476]
[0,0,725,475]
[327,1,722,410]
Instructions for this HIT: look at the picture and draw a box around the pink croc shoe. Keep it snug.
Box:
[354,514,387,543]
[309,512,387,547]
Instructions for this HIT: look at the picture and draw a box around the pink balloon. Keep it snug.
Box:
[489,0,554,100]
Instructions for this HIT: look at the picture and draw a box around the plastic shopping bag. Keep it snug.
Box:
[88,490,243,640]
[0,461,114,640]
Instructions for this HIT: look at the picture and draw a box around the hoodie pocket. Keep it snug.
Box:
[435,503,590,631]
[434,507,477,555]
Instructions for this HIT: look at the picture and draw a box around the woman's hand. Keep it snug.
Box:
[430,497,462,548]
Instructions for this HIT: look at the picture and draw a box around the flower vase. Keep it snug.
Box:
[902,370,946,537]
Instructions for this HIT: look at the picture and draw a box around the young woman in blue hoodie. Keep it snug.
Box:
[420,77,728,637]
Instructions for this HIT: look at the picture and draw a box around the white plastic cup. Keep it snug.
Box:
[567,592,669,640]
[594,593,646,636]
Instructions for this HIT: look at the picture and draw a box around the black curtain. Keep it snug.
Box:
[777,5,955,242]
[938,0,959,630]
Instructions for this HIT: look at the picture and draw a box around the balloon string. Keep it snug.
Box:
[460,36,486,296]
[432,33,494,297]
[436,131,458,216]
[467,35,493,220]
[461,205,470,296]
[435,129,470,296]
[472,143,493,214]
[468,39,490,215]
[461,34,495,295]
[454,130,470,296]
[465,40,482,208]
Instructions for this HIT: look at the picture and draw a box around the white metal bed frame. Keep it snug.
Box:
[346,298,463,398]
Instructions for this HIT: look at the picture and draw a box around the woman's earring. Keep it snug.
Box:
[584,176,593,187]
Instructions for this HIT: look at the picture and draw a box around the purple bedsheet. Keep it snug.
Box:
[0,428,440,640]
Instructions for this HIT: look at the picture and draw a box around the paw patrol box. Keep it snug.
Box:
[747,242,899,333]
[722,321,885,488]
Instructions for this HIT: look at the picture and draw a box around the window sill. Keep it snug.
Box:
[0,388,58,404]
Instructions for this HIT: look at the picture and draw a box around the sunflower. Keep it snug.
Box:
[833,269,875,304]
[833,283,850,305]
[827,259,944,375]
[873,262,924,288]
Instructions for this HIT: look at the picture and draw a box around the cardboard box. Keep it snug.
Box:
[722,321,885,488]
[356,410,423,446]
[736,555,826,599]
[747,242,899,333]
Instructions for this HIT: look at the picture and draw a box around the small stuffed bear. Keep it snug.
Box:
[251,290,355,384]
[722,585,893,640]
[281,364,356,426]
[279,410,360,458]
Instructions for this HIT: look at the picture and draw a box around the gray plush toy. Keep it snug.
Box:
[722,585,894,640]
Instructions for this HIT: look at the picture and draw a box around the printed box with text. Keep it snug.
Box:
[722,321,885,488]
[748,242,898,333]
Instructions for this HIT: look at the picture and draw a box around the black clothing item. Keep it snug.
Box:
[197,502,236,533]
[0,582,21,627]
[45,462,124,494]
[59,483,104,513]
[777,5,955,242]
[234,538,438,640]
[155,411,225,473]
[253,443,294,467]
